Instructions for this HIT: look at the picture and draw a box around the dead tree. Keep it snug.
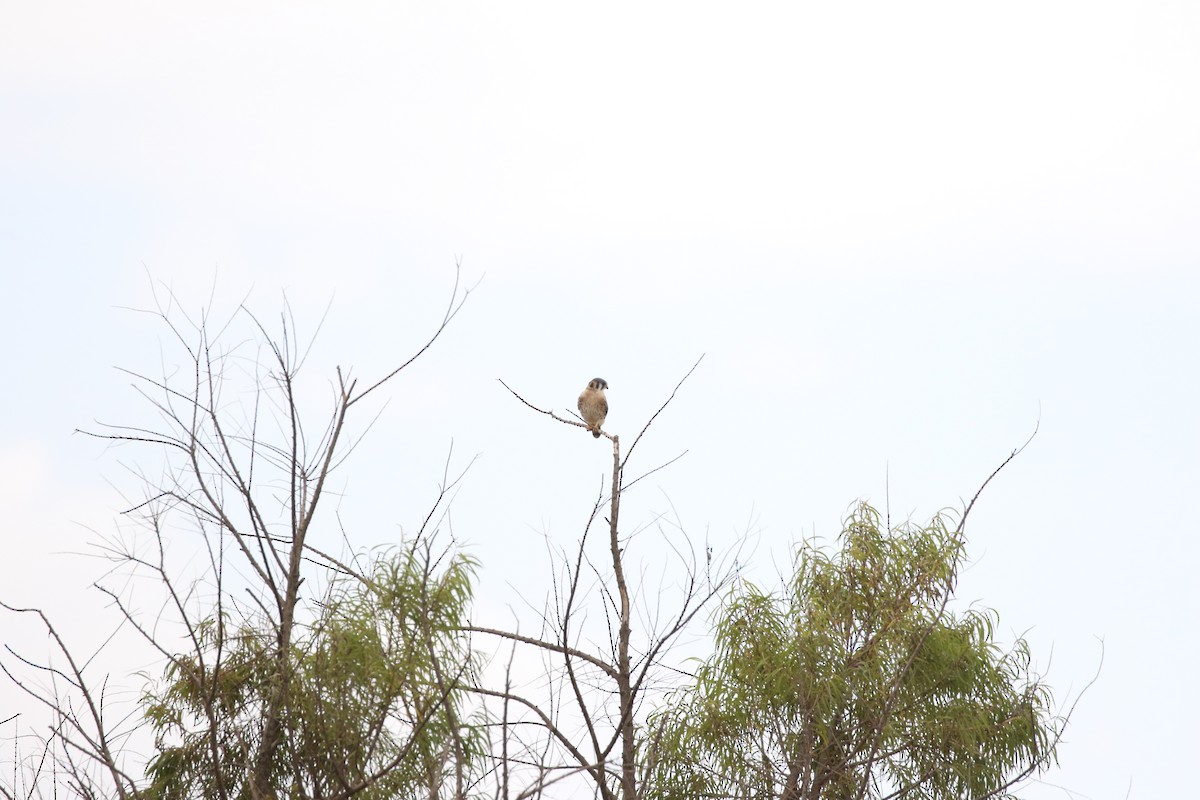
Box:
[472,357,740,800]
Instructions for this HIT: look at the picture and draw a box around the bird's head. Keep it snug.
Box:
[589,378,608,391]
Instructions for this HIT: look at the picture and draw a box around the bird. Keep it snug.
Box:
[577,378,609,438]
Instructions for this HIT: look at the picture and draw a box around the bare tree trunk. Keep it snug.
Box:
[607,435,636,800]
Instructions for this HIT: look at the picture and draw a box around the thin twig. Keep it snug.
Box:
[621,354,704,470]
[497,380,593,435]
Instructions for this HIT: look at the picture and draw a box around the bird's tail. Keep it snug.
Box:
[592,430,601,438]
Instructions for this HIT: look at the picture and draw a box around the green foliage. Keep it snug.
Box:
[642,503,1057,800]
[142,546,483,800]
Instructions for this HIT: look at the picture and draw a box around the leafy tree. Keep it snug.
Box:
[142,546,482,800]
[642,500,1061,800]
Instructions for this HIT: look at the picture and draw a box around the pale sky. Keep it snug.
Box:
[2,3,1199,798]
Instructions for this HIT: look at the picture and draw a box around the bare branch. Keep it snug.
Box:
[349,261,477,407]
[621,354,704,470]
[497,379,596,436]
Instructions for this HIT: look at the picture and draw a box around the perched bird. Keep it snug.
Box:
[577,378,609,438]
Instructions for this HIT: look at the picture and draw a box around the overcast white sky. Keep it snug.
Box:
[2,2,1199,798]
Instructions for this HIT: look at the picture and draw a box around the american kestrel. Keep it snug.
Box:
[577,378,609,438]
